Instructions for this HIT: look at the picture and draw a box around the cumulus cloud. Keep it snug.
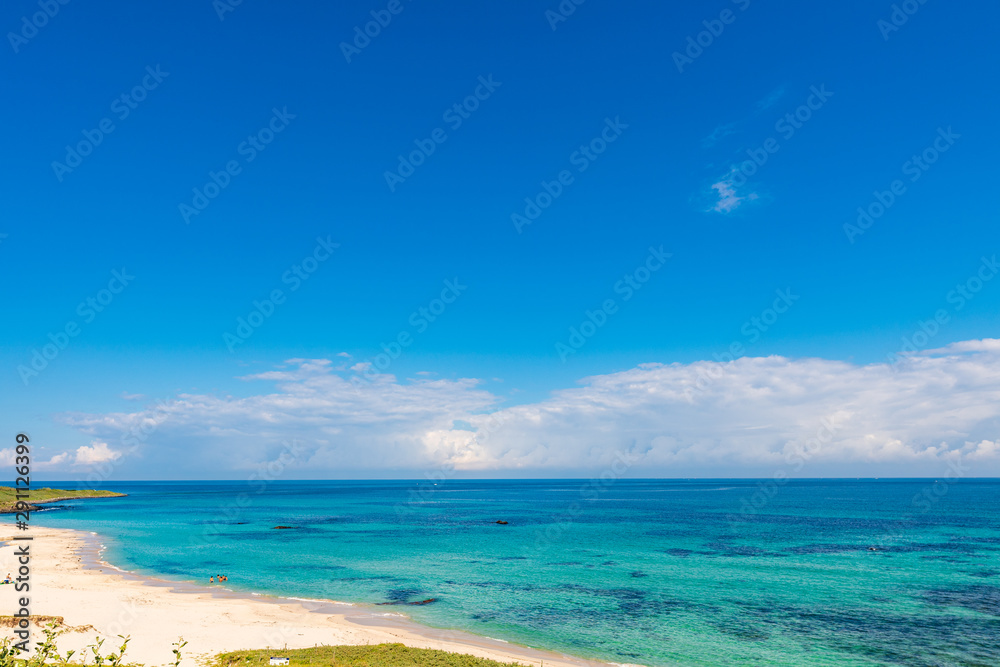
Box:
[52,341,1000,477]
[1,442,121,472]
[0,450,77,469]
[74,441,122,465]
[45,453,70,466]
[57,362,497,475]
[922,339,1000,355]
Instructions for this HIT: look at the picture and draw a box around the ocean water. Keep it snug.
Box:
[28,479,1000,666]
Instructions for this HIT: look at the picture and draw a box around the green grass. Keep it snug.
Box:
[213,644,527,667]
[1,631,529,667]
[0,486,124,512]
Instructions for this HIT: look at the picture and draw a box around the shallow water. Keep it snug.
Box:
[30,479,1000,666]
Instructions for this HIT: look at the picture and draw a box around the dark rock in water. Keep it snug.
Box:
[630,571,649,578]
[968,570,1000,579]
[495,520,509,525]
[659,548,694,558]
[713,622,770,642]
[375,597,438,606]
[273,525,295,529]
[924,585,1000,615]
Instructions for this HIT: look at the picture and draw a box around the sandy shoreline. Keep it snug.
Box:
[0,526,617,667]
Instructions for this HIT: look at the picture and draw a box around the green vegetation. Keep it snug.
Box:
[0,622,146,667]
[214,645,524,667]
[0,624,521,667]
[0,487,124,513]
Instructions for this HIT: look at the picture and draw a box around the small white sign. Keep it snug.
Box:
[269,658,289,666]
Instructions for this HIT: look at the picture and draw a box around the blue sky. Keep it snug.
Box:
[4,0,1000,479]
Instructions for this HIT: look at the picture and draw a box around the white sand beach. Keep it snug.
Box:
[0,527,611,667]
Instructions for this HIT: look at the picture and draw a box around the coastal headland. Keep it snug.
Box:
[0,487,125,513]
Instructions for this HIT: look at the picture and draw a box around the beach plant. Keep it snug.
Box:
[87,637,107,666]
[171,637,188,667]
[27,622,65,667]
[78,634,132,667]
[0,637,24,667]
[107,635,131,667]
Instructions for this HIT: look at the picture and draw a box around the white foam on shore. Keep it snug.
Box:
[288,596,354,606]
[96,558,130,574]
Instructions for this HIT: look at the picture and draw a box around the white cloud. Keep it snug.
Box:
[74,441,122,465]
[708,173,759,213]
[922,338,1000,355]
[120,391,146,401]
[0,450,73,468]
[53,341,1000,477]
[44,453,70,466]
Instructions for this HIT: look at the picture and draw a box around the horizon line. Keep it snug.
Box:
[20,477,1000,483]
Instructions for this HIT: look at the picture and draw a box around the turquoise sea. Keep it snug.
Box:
[27,480,1000,666]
